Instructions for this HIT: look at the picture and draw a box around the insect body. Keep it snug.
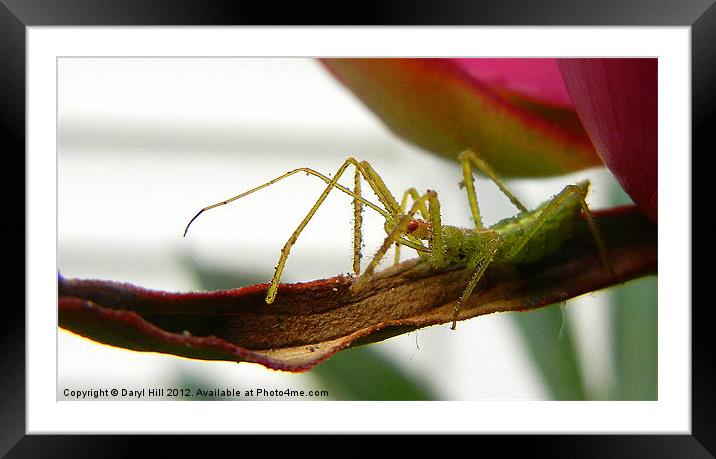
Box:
[390,178,610,328]
[184,150,610,329]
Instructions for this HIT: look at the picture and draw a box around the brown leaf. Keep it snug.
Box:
[59,206,656,372]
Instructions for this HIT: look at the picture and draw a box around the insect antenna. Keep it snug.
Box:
[183,210,205,237]
[182,166,392,237]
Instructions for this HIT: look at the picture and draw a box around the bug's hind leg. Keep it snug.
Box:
[450,232,503,330]
[575,192,615,280]
[459,149,528,229]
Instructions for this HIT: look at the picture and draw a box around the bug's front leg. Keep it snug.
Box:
[352,190,441,294]
[265,158,362,303]
[394,187,430,265]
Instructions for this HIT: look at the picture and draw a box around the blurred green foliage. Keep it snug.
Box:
[512,305,587,400]
[311,345,437,400]
[608,181,657,400]
[610,276,658,400]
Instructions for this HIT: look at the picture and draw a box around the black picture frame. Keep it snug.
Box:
[2,0,711,456]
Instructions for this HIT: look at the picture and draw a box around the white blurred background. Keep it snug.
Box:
[58,58,621,400]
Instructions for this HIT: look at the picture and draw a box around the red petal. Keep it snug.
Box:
[558,59,658,223]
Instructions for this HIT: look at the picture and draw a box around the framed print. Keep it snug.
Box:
[4,0,712,455]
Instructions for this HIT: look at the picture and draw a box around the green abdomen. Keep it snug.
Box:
[491,194,582,264]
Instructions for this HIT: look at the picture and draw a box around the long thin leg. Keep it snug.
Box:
[358,161,429,254]
[394,187,429,265]
[450,232,503,329]
[353,190,443,293]
[357,160,402,216]
[575,192,614,278]
[185,158,431,303]
[256,158,431,303]
[458,149,528,229]
[353,168,363,276]
[266,158,369,303]
[346,162,429,258]
[269,159,437,303]
[184,158,393,303]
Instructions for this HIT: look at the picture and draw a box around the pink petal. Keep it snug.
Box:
[453,58,573,108]
[558,59,657,223]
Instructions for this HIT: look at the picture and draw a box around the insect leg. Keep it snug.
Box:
[459,149,528,229]
[265,158,374,303]
[353,168,363,276]
[394,187,430,265]
[352,161,429,260]
[575,193,615,279]
[184,158,430,303]
[266,158,431,303]
[269,159,429,301]
[451,232,503,330]
[321,163,428,262]
[356,160,402,216]
[353,190,442,293]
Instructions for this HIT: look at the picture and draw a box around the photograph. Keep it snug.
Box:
[1,0,705,452]
[57,57,657,402]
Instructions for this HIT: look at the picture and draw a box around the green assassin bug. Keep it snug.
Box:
[184,149,611,329]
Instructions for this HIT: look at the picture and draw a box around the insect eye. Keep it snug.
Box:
[407,220,420,233]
